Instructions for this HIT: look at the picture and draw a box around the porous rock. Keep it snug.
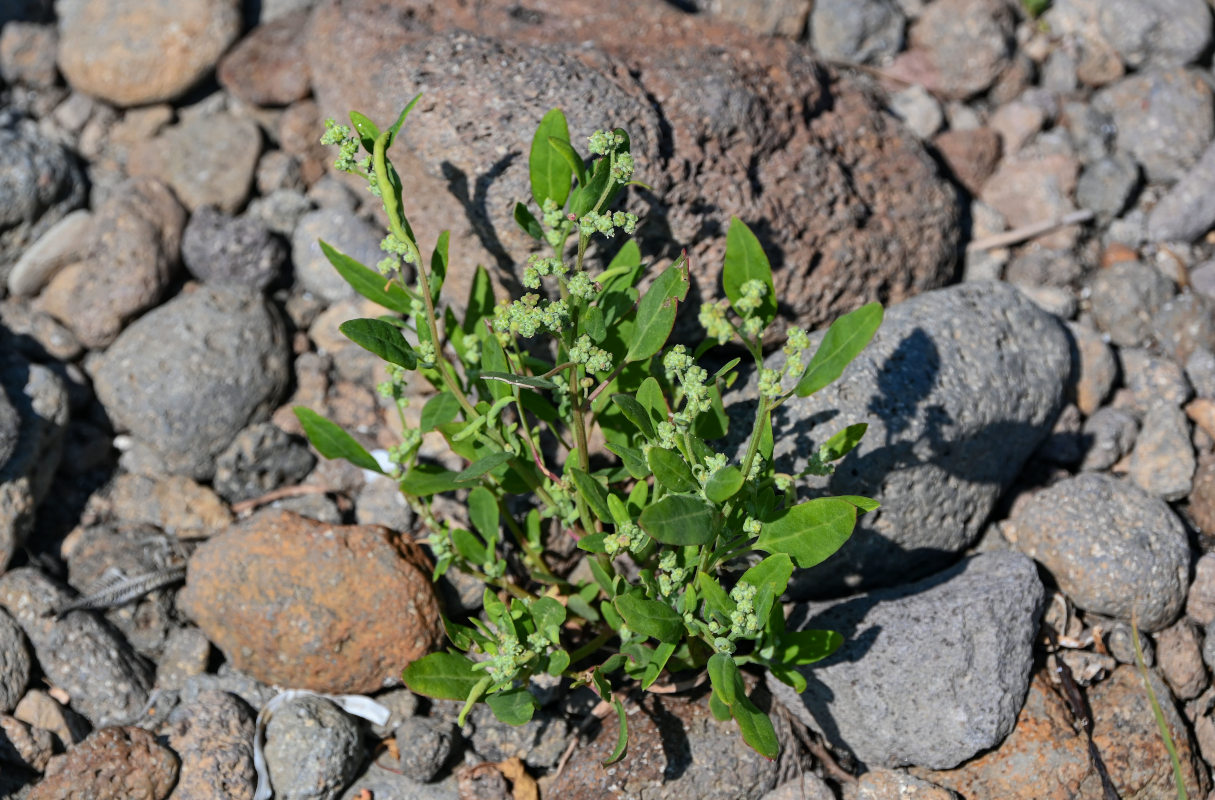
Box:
[181,206,287,291]
[769,551,1043,769]
[1127,403,1194,501]
[164,689,258,800]
[262,695,362,800]
[179,509,443,694]
[906,0,1014,99]
[217,9,312,107]
[1088,261,1176,349]
[92,284,290,480]
[0,610,30,714]
[31,726,177,800]
[56,0,241,107]
[1004,473,1190,631]
[732,281,1071,595]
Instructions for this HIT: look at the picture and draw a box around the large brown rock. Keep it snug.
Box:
[179,510,443,694]
[305,0,960,331]
[30,726,178,800]
[915,666,1209,799]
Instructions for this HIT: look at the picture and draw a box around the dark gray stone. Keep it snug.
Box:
[338,762,458,800]
[0,611,29,714]
[0,119,86,285]
[1006,473,1190,631]
[0,568,153,727]
[291,207,386,304]
[768,551,1044,769]
[180,665,276,712]
[354,473,414,532]
[810,0,905,64]
[1093,69,1215,183]
[731,282,1071,595]
[263,695,363,800]
[0,387,19,487]
[1128,404,1194,501]
[1034,403,1085,466]
[1149,142,1215,243]
[467,703,570,770]
[1088,261,1176,348]
[1097,0,1212,69]
[1120,347,1192,413]
[165,689,258,800]
[366,688,417,739]
[1079,406,1138,472]
[1203,620,1215,673]
[1076,153,1139,218]
[212,422,315,503]
[393,715,456,783]
[182,206,287,291]
[0,358,69,571]
[92,285,290,480]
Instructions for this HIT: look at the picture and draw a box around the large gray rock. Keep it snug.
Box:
[263,695,363,800]
[92,285,290,480]
[1148,142,1215,243]
[810,0,905,64]
[768,551,1044,769]
[1004,473,1190,632]
[734,281,1071,595]
[0,357,69,570]
[164,689,258,800]
[1097,0,1212,69]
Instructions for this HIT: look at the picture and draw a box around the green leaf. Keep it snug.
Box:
[320,240,413,314]
[768,664,807,693]
[451,528,487,563]
[294,407,384,473]
[604,442,650,480]
[611,394,657,439]
[696,571,735,620]
[463,265,496,335]
[479,371,558,391]
[402,652,480,700]
[468,486,499,543]
[576,531,608,554]
[478,335,512,401]
[570,154,612,217]
[420,392,461,433]
[454,451,513,485]
[614,590,685,640]
[601,240,644,296]
[625,260,690,363]
[722,218,777,327]
[569,468,612,523]
[741,554,794,599]
[707,653,739,706]
[773,629,843,666]
[399,462,463,496]
[548,134,587,187]
[349,110,380,152]
[339,318,418,369]
[514,202,544,241]
[641,642,677,690]
[487,687,539,726]
[756,498,857,568]
[636,378,669,429]
[819,423,867,462]
[429,230,449,305]
[646,448,698,493]
[548,649,571,676]
[638,494,715,546]
[838,495,880,513]
[708,690,732,721]
[532,596,566,643]
[604,698,628,765]
[796,303,883,397]
[530,108,573,208]
[385,93,422,147]
[583,304,606,343]
[704,466,745,504]
[707,653,779,759]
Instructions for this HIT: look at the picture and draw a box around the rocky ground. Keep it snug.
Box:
[1,0,1215,797]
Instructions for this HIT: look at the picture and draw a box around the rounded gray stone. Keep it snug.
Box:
[732,282,1071,595]
[1005,473,1190,631]
[263,695,363,800]
[1120,347,1192,413]
[768,551,1044,769]
[1088,261,1176,348]
[165,689,258,800]
[182,206,287,291]
[92,285,290,480]
[0,610,30,714]
[1079,406,1137,472]
[1128,404,1195,501]
[1097,0,1212,69]
[291,207,386,304]
[1152,291,1215,366]
[810,0,905,64]
[393,715,456,783]
[211,422,315,503]
[1077,153,1139,219]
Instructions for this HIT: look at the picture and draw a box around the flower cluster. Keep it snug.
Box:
[578,210,637,239]
[523,255,567,289]
[320,119,361,173]
[699,300,733,345]
[570,334,612,374]
[656,551,690,597]
[663,346,712,428]
[588,129,625,155]
[604,522,645,557]
[783,326,812,376]
[566,270,598,301]
[493,294,570,338]
[728,582,762,639]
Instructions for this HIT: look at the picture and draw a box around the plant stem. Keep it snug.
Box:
[569,628,615,665]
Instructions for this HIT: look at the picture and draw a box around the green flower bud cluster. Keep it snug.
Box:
[604,522,645,557]
[569,334,612,374]
[588,129,625,155]
[565,271,598,301]
[527,630,551,653]
[485,634,524,683]
[522,255,567,289]
[736,279,768,315]
[376,233,418,277]
[386,430,422,474]
[728,582,761,639]
[699,300,733,345]
[783,326,813,376]
[657,551,689,597]
[758,367,783,399]
[656,420,679,450]
[320,119,360,173]
[742,516,762,537]
[774,474,793,492]
[611,152,634,184]
[417,340,436,365]
[663,345,712,427]
[493,294,570,338]
[695,452,729,486]
[578,210,637,239]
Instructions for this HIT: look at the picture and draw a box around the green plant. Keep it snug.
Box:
[1022,0,1050,18]
[299,99,882,760]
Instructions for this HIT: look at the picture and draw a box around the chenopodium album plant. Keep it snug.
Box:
[298,97,883,760]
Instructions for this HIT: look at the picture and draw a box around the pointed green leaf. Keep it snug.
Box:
[696,571,735,620]
[455,452,514,485]
[708,689,732,721]
[768,664,807,693]
[479,371,558,391]
[704,465,745,504]
[420,392,461,433]
[646,448,698,493]
[819,423,867,462]
[463,264,496,335]
[600,240,644,296]
[722,218,777,327]
[467,485,499,543]
[399,462,463,496]
[451,528,487,563]
[838,495,880,513]
[707,653,739,706]
[611,394,656,439]
[740,554,794,599]
[530,108,573,208]
[487,687,539,726]
[429,230,449,305]
[707,653,778,759]
[773,629,843,666]
[402,652,480,700]
[583,304,607,343]
[349,110,380,152]
[604,698,628,765]
[796,303,883,397]
[532,596,566,643]
[636,378,669,428]
[548,649,571,676]
[339,318,418,369]
[756,498,857,568]
[641,642,677,690]
[320,240,413,314]
[614,590,684,640]
[604,442,650,480]
[478,335,511,401]
[638,494,715,546]
[548,134,587,187]
[568,467,612,523]
[294,407,383,473]
[385,93,422,147]
[514,202,544,241]
[625,260,689,363]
